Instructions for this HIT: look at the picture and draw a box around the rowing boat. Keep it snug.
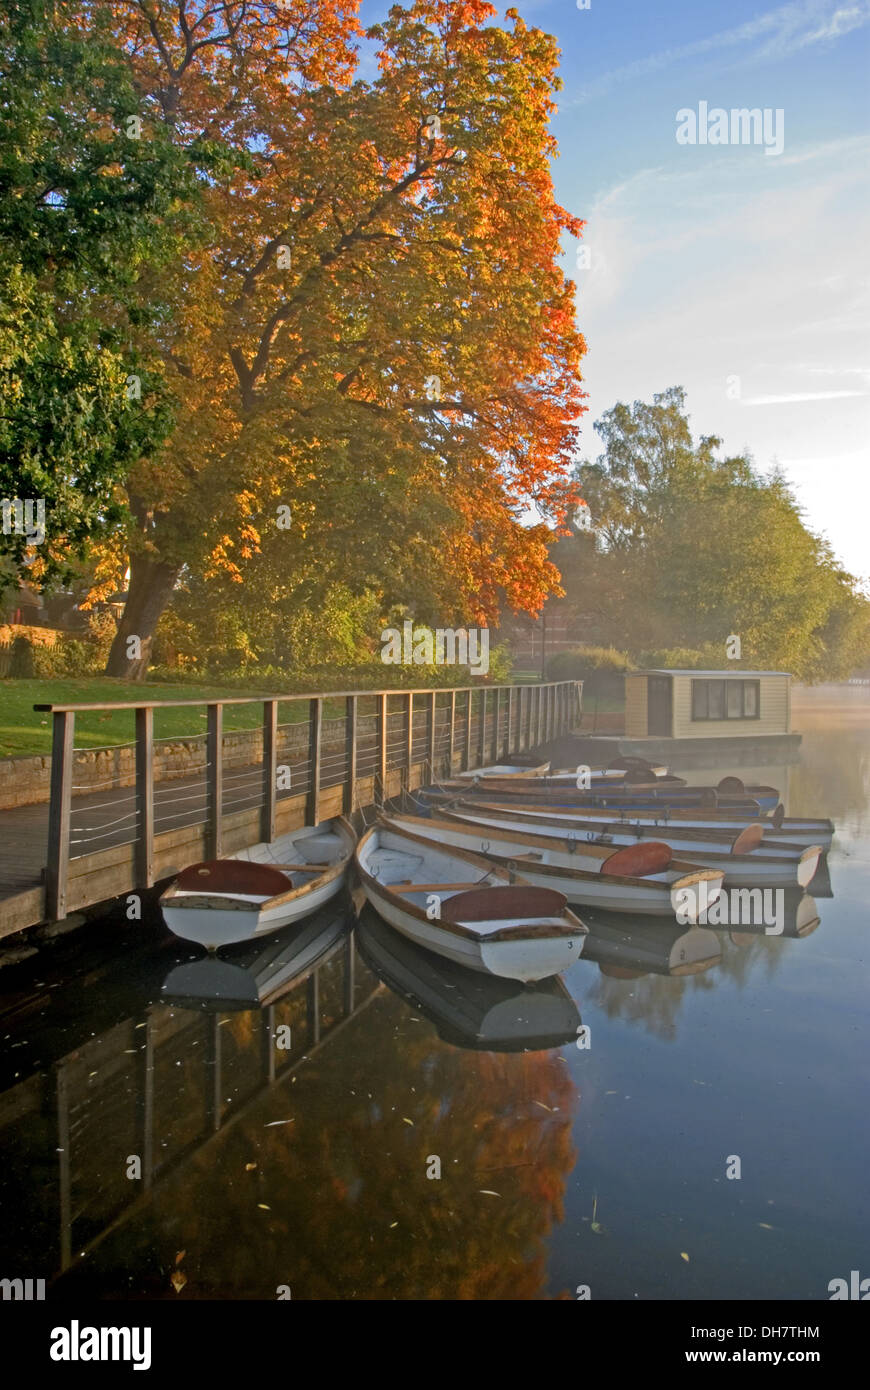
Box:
[355,907,582,1051]
[426,775,778,811]
[159,818,356,950]
[435,797,834,851]
[439,803,823,889]
[381,813,724,921]
[456,759,550,779]
[160,902,350,1008]
[354,819,587,981]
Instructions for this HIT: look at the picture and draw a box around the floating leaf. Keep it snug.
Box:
[533,1101,553,1112]
[389,1221,398,1228]
[170,1270,187,1294]
[245,1162,257,1171]
[680,1252,690,1262]
[174,1250,185,1266]
[758,1223,773,1230]
[402,1117,414,1125]
[479,1190,501,1197]
[257,1203,271,1210]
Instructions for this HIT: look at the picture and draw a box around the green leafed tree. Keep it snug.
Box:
[565,388,870,681]
[0,0,213,591]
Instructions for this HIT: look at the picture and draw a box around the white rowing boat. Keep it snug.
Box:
[382,813,724,921]
[457,760,550,779]
[159,818,356,950]
[354,820,587,981]
[444,797,834,852]
[355,908,582,1051]
[440,803,822,889]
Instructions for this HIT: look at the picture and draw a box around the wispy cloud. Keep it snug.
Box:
[740,389,868,403]
[569,0,870,105]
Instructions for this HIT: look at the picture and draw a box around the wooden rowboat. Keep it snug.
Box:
[440,803,823,889]
[382,813,724,921]
[457,760,550,779]
[354,820,587,981]
[355,908,582,1051]
[426,776,778,812]
[159,818,356,950]
[438,797,834,852]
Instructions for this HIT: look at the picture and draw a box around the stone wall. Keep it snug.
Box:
[0,718,348,810]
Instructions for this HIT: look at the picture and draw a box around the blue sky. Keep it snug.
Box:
[359,1,870,581]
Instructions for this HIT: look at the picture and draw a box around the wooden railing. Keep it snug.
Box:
[33,680,582,922]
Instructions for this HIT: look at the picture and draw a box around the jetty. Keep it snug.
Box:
[0,681,581,938]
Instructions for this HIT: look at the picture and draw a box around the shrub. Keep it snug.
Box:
[546,645,632,698]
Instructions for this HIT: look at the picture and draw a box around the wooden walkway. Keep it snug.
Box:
[0,680,581,936]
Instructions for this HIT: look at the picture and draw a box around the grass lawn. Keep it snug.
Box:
[0,678,331,758]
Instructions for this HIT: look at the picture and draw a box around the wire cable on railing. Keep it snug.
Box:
[68,788,139,807]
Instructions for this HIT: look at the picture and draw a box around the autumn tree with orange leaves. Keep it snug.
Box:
[80,0,586,678]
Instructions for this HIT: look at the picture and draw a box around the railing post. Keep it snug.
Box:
[491,688,501,762]
[261,700,278,843]
[45,710,74,920]
[507,687,514,756]
[537,685,544,747]
[428,692,437,779]
[344,696,358,815]
[307,697,322,825]
[206,703,223,859]
[478,688,487,767]
[135,706,154,887]
[308,970,321,1047]
[448,690,456,775]
[378,693,388,804]
[464,690,473,770]
[405,693,414,790]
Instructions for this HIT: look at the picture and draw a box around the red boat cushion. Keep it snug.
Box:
[174,859,292,896]
[602,841,672,877]
[731,824,764,855]
[442,885,568,922]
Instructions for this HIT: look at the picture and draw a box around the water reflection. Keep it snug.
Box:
[356,907,581,1051]
[1,692,865,1300]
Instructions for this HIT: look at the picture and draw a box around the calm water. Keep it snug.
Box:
[0,687,867,1301]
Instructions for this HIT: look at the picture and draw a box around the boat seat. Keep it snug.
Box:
[174,860,292,895]
[442,885,568,923]
[296,834,345,864]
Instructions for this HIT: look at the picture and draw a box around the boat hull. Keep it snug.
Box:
[449,800,834,851]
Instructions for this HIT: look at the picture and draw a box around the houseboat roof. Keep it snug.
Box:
[634,669,791,678]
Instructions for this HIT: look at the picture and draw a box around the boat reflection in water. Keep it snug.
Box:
[578,913,723,979]
[355,907,581,1052]
[161,902,351,1010]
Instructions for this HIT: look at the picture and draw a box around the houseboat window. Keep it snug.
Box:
[691,679,761,720]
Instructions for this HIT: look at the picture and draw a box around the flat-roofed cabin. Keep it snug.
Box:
[625,670,791,740]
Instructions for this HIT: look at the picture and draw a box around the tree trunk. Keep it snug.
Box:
[104,553,181,679]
